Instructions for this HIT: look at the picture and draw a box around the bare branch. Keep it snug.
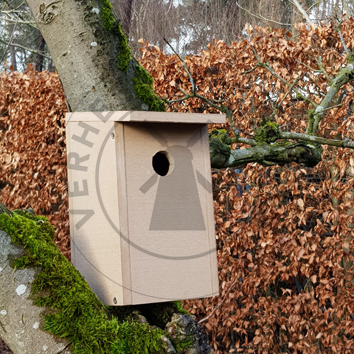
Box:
[311,58,354,134]
[162,38,248,140]
[199,279,238,325]
[250,46,318,108]
[315,56,333,83]
[235,1,292,26]
[0,16,36,26]
[306,0,324,13]
[0,38,51,61]
[280,131,354,148]
[0,16,18,66]
[163,37,195,95]
[241,63,259,75]
[341,0,351,17]
[296,57,333,84]
[338,29,349,55]
[290,0,314,25]
[268,74,305,120]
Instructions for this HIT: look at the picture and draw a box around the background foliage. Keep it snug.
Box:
[0,67,68,257]
[1,18,354,353]
[138,20,354,353]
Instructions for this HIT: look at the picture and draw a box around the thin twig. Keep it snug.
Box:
[163,37,195,95]
[0,16,18,66]
[306,0,323,13]
[235,1,292,26]
[268,73,305,120]
[296,58,332,84]
[162,38,243,138]
[295,59,322,73]
[338,29,349,55]
[250,46,318,108]
[315,56,332,83]
[1,16,36,26]
[321,102,343,112]
[199,278,238,325]
[290,0,314,25]
[241,63,259,75]
[0,38,51,61]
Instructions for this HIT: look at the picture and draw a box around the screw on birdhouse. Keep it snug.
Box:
[111,132,115,140]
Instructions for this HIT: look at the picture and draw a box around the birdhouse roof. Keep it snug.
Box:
[66,111,225,124]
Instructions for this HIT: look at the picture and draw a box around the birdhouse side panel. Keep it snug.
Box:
[67,120,125,305]
[114,122,132,305]
[200,124,219,296]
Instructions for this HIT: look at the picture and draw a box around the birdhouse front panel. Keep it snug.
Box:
[66,111,225,306]
[116,122,218,304]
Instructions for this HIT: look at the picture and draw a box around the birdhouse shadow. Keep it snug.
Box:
[139,124,212,231]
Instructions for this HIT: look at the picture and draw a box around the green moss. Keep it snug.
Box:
[347,53,354,63]
[115,25,132,71]
[172,301,189,315]
[100,0,131,71]
[209,128,231,145]
[174,338,195,353]
[295,92,304,100]
[100,0,115,30]
[0,210,167,354]
[307,109,315,135]
[209,129,232,168]
[133,65,166,112]
[272,140,292,147]
[254,122,279,144]
[111,321,166,354]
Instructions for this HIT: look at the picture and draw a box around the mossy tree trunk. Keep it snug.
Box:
[25,0,165,113]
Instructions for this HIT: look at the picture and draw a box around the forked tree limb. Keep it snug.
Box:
[164,37,354,168]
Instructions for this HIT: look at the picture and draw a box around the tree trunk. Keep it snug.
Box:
[0,1,205,353]
[0,204,70,354]
[25,0,163,113]
[35,32,45,72]
[7,23,17,72]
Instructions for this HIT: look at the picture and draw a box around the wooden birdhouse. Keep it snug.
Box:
[66,111,225,305]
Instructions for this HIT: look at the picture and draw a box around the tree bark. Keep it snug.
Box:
[25,0,158,113]
[8,23,17,72]
[0,228,71,354]
[35,32,45,72]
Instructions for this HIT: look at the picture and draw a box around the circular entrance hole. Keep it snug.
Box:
[152,151,172,176]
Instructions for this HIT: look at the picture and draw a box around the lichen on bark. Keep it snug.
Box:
[209,129,232,168]
[254,122,280,144]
